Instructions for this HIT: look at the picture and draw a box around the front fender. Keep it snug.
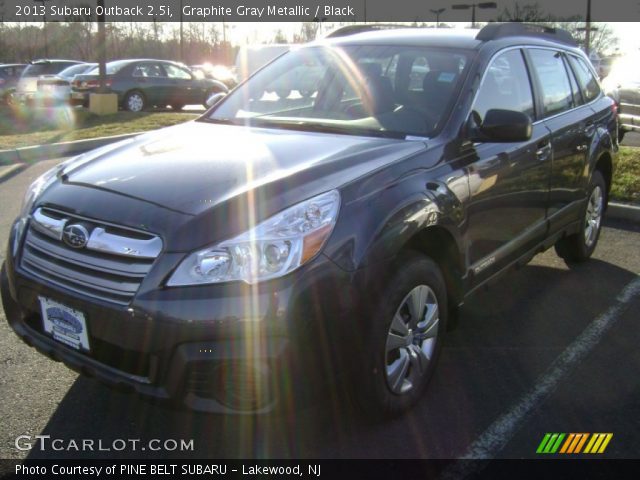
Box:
[323,166,467,273]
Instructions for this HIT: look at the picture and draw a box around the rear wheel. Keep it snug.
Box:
[171,103,184,111]
[354,252,447,417]
[555,171,606,264]
[124,90,145,112]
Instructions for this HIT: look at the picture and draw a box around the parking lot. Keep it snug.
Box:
[0,158,639,461]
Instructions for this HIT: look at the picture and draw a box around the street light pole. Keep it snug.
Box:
[585,0,592,55]
[430,8,446,27]
[451,2,497,28]
[96,0,107,93]
[180,0,184,62]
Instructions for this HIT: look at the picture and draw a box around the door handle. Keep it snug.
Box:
[536,141,552,161]
[583,121,596,136]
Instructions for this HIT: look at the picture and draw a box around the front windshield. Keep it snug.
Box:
[208,44,471,138]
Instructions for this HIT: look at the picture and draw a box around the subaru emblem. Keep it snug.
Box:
[62,224,89,249]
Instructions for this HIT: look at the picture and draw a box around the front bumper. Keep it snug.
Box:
[2,227,356,413]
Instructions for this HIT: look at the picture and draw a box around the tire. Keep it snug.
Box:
[124,90,146,112]
[555,170,606,264]
[275,89,291,99]
[299,89,314,98]
[354,252,448,417]
[203,89,223,108]
[171,103,184,111]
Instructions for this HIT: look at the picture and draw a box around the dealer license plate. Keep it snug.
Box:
[38,297,90,352]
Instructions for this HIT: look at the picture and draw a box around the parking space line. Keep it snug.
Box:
[442,275,640,474]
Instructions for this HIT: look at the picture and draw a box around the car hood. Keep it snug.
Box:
[60,121,427,218]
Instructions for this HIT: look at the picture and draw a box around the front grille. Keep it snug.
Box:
[20,208,162,306]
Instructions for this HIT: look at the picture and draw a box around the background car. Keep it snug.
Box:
[0,63,27,105]
[71,59,228,111]
[35,63,96,105]
[190,63,237,89]
[14,59,84,105]
[602,53,640,141]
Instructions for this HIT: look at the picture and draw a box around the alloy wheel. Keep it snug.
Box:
[385,285,440,395]
[584,185,603,248]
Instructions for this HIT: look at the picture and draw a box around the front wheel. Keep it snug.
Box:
[555,170,606,264]
[354,252,447,417]
[124,91,145,112]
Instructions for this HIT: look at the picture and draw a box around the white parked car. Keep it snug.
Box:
[36,63,96,104]
[14,59,84,105]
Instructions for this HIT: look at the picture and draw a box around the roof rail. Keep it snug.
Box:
[476,23,577,46]
[325,23,415,39]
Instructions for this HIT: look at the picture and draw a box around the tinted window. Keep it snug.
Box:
[164,64,192,80]
[0,66,23,78]
[132,63,165,78]
[529,49,573,117]
[568,55,601,103]
[58,64,92,80]
[88,62,127,75]
[23,62,75,77]
[564,55,584,106]
[472,49,534,122]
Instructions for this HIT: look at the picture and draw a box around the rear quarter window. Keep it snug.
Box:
[568,55,601,103]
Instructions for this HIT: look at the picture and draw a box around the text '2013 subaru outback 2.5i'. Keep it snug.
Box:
[2,23,617,416]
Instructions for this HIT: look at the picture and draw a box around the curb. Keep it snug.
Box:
[0,132,141,166]
[0,163,27,183]
[608,202,640,223]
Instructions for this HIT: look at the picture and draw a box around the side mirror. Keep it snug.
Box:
[205,92,226,108]
[473,109,532,142]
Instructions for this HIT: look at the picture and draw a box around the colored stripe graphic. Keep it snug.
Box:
[538,433,613,454]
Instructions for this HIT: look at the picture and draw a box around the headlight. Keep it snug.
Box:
[167,190,340,286]
[19,160,75,219]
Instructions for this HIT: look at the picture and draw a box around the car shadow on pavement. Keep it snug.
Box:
[25,256,639,460]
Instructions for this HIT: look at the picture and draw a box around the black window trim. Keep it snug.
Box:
[524,46,602,123]
[525,47,577,119]
[470,46,537,123]
[467,45,603,131]
[562,52,585,107]
[564,52,602,105]
[464,45,539,125]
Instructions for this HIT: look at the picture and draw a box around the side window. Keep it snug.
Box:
[568,55,601,103]
[132,63,164,78]
[164,64,192,80]
[472,49,535,123]
[564,55,584,106]
[528,49,573,117]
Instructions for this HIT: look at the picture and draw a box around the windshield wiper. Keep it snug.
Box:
[198,117,241,125]
[243,117,406,139]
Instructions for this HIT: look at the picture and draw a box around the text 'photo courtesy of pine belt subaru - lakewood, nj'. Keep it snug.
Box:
[2,23,617,416]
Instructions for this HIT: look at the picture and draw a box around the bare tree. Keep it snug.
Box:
[496,2,553,22]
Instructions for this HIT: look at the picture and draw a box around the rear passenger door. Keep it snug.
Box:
[526,49,599,232]
[466,49,552,282]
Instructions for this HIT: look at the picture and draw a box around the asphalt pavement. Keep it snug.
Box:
[0,160,639,461]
